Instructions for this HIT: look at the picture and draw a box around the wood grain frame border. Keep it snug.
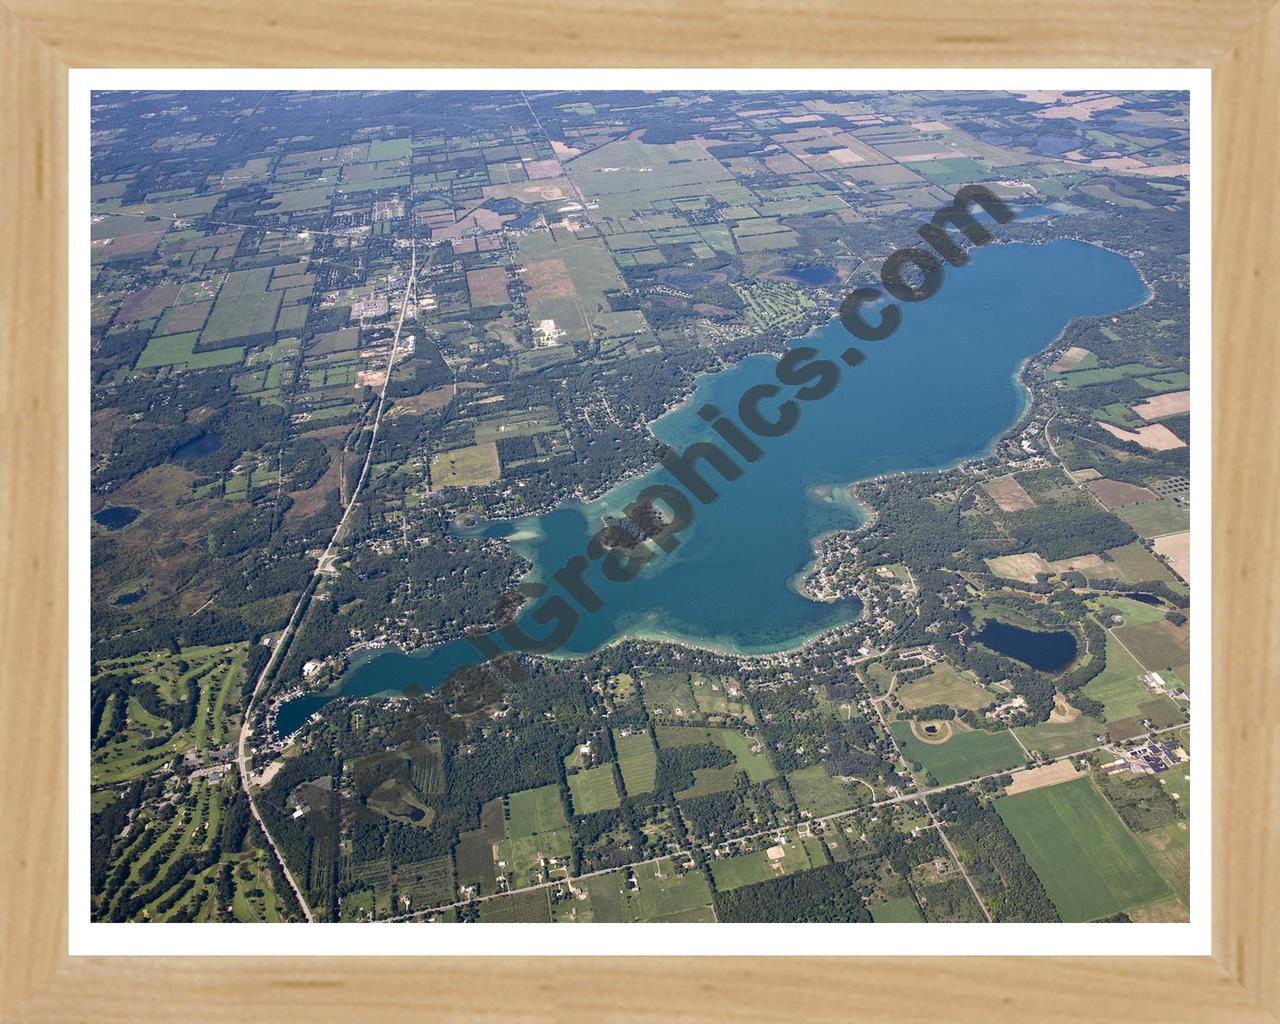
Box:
[2,4,1276,1020]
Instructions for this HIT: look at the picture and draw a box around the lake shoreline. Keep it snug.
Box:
[282,238,1151,729]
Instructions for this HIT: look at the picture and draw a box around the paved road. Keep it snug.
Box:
[388,722,1188,923]
[235,243,419,922]
[870,689,992,920]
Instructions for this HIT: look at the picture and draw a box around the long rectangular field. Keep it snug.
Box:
[996,777,1171,921]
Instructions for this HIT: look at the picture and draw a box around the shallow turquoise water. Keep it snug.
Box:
[276,239,1147,735]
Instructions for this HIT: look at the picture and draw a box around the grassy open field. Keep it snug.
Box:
[1162,761,1191,807]
[890,721,1026,785]
[1114,618,1190,681]
[896,662,993,711]
[1136,818,1190,910]
[491,783,573,885]
[1116,497,1191,537]
[1105,541,1178,583]
[689,675,754,722]
[716,729,777,783]
[134,332,244,371]
[156,301,212,335]
[641,671,698,718]
[506,784,567,838]
[567,136,738,216]
[870,895,924,923]
[710,834,827,892]
[473,407,561,444]
[613,729,657,796]
[201,273,282,345]
[677,765,740,800]
[567,764,621,815]
[1082,631,1184,727]
[1053,361,1155,387]
[986,552,1053,582]
[653,725,775,784]
[430,441,501,490]
[583,858,715,922]
[309,327,360,355]
[903,156,992,185]
[787,764,865,818]
[996,777,1171,921]
[1094,594,1168,625]
[516,231,625,342]
[1014,702,1104,758]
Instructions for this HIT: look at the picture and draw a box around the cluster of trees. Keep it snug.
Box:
[1096,770,1184,832]
[653,743,735,795]
[571,803,648,875]
[713,860,873,923]
[933,790,1059,922]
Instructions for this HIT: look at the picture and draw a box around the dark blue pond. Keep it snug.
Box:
[782,264,839,286]
[973,618,1078,673]
[94,506,140,530]
[173,431,222,460]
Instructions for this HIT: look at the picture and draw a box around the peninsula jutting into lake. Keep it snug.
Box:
[283,238,1148,734]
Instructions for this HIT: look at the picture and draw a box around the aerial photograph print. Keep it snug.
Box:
[85,85,1194,933]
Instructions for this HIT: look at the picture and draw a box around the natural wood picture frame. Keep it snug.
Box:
[2,2,1276,1020]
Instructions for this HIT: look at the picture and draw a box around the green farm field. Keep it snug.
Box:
[134,332,244,371]
[1083,632,1185,726]
[1115,498,1191,538]
[903,156,992,185]
[493,786,573,886]
[890,721,1025,785]
[996,777,1171,921]
[583,858,715,922]
[1114,619,1190,680]
[1105,541,1178,583]
[567,764,621,815]
[613,730,657,796]
[677,765,740,800]
[506,784,567,838]
[640,671,697,717]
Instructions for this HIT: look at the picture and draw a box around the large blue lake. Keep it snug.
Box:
[276,239,1147,735]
